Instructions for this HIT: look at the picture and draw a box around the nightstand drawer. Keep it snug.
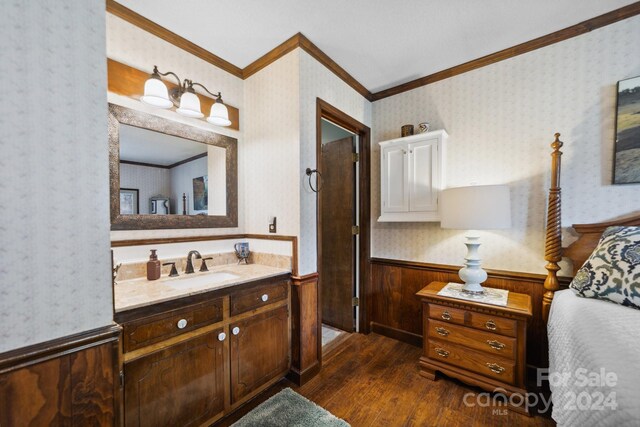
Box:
[428,319,516,359]
[427,340,515,384]
[429,304,466,325]
[469,312,517,337]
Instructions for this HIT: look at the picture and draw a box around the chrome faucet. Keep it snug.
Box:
[185,250,202,274]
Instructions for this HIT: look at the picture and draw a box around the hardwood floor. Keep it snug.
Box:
[215,333,555,426]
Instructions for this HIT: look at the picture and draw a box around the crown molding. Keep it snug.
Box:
[243,33,373,101]
[370,1,640,100]
[105,1,373,100]
[242,33,301,78]
[106,0,243,78]
[106,1,640,103]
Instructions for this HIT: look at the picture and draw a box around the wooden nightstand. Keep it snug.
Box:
[416,282,533,415]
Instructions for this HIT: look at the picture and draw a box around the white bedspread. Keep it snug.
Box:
[548,289,640,426]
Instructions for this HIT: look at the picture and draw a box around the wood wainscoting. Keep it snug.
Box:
[369,258,571,368]
[288,273,321,385]
[0,325,121,426]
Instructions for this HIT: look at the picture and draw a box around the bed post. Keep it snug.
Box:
[542,133,563,323]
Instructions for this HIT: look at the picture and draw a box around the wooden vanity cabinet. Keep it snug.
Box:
[124,330,225,427]
[230,305,290,403]
[116,274,291,427]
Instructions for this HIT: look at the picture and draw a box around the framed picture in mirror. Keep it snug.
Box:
[119,188,139,215]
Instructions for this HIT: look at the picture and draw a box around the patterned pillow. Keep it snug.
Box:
[570,226,640,310]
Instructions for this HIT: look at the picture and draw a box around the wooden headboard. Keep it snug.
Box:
[541,132,640,322]
[564,214,640,275]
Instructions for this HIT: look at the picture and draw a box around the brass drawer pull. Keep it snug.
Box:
[434,347,450,358]
[485,320,497,330]
[487,340,506,350]
[435,327,450,337]
[441,311,452,321]
[486,362,505,374]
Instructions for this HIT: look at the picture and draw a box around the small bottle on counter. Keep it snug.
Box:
[147,249,161,280]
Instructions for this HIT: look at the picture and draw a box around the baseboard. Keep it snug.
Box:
[286,361,321,386]
[370,322,422,347]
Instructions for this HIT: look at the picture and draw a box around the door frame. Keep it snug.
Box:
[316,98,371,336]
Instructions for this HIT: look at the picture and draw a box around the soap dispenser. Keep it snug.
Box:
[147,249,161,280]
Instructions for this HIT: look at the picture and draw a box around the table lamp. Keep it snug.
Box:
[440,185,511,294]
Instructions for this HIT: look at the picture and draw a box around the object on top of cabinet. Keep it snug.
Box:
[378,129,448,222]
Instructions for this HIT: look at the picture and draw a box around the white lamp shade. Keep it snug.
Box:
[141,77,173,109]
[207,102,231,127]
[440,185,511,230]
[176,91,204,118]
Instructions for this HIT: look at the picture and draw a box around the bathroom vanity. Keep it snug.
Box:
[114,265,291,426]
[108,103,306,425]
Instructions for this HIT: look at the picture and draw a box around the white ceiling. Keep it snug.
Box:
[120,124,207,166]
[117,0,636,93]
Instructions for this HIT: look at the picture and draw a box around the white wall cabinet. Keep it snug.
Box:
[379,130,447,222]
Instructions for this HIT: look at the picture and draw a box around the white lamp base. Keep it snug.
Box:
[458,233,488,294]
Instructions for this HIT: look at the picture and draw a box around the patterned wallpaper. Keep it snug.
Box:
[0,0,113,352]
[372,15,640,275]
[243,50,301,239]
[120,163,171,214]
[299,51,372,275]
[106,14,245,240]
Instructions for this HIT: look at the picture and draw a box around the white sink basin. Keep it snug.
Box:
[164,271,241,289]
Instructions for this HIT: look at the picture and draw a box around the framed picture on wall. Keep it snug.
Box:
[119,188,139,215]
[613,75,640,184]
[193,175,208,212]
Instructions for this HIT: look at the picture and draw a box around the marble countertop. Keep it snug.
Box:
[114,263,291,313]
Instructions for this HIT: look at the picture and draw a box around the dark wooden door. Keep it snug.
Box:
[124,330,225,427]
[321,136,356,332]
[229,306,289,403]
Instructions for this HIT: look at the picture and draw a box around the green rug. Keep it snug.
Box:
[231,388,350,427]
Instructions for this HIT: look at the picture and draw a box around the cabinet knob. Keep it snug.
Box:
[485,320,497,330]
[232,326,240,335]
[177,319,188,329]
[218,332,226,342]
[441,311,451,321]
[261,294,269,302]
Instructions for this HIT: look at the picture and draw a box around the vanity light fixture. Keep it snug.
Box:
[140,66,231,127]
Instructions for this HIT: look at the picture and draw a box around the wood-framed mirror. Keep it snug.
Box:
[108,103,238,230]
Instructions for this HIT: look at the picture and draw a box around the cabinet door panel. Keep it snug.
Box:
[124,331,225,427]
[382,145,408,212]
[230,306,289,403]
[409,139,438,212]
